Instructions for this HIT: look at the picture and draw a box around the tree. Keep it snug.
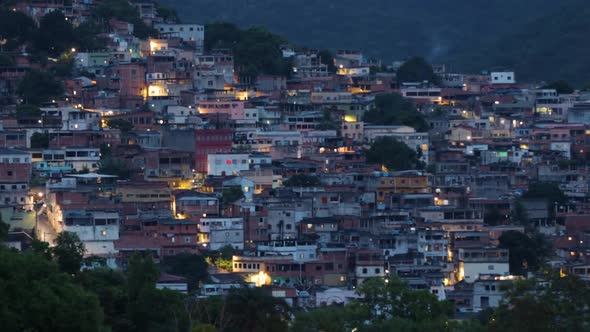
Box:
[366,137,424,171]
[362,93,428,131]
[0,218,8,241]
[221,186,244,204]
[34,11,75,57]
[52,231,85,274]
[221,287,290,332]
[523,182,568,222]
[204,23,291,82]
[484,208,504,226]
[318,49,337,73]
[0,246,105,332]
[396,56,440,84]
[291,304,369,332]
[16,104,41,117]
[498,230,551,275]
[160,253,209,292]
[0,8,37,52]
[126,252,160,301]
[31,132,50,148]
[357,277,453,323]
[317,109,338,130]
[128,287,190,332]
[92,0,157,39]
[542,80,574,94]
[98,158,132,179]
[283,174,321,187]
[489,273,590,332]
[77,268,134,331]
[17,69,64,105]
[204,245,235,272]
[106,118,134,132]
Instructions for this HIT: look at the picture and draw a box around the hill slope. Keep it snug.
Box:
[162,0,589,84]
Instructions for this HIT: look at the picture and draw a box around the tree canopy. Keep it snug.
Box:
[107,118,134,132]
[362,93,429,131]
[489,273,590,332]
[160,253,209,292]
[366,137,425,171]
[396,56,440,84]
[283,174,322,187]
[98,158,132,179]
[292,276,454,332]
[0,246,105,332]
[52,231,86,275]
[205,23,292,82]
[498,230,551,275]
[542,80,575,94]
[17,69,64,105]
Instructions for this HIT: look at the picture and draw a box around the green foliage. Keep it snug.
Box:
[74,20,107,51]
[222,287,290,332]
[77,268,134,331]
[126,252,160,301]
[52,231,86,274]
[128,287,190,332]
[0,246,105,332]
[512,200,529,226]
[34,11,75,57]
[17,69,64,105]
[16,103,41,117]
[107,118,134,132]
[283,174,322,187]
[366,137,424,171]
[499,230,551,275]
[358,277,453,322]
[31,132,50,149]
[98,158,132,179]
[160,253,209,291]
[291,304,369,332]
[524,182,567,205]
[292,277,454,332]
[205,23,291,81]
[0,8,36,52]
[489,273,590,332]
[542,80,575,94]
[221,186,244,203]
[396,56,440,84]
[484,208,504,226]
[156,4,180,23]
[0,54,14,66]
[363,93,428,131]
[0,218,8,241]
[51,55,75,77]
[318,49,337,73]
[317,109,338,130]
[92,0,157,39]
[204,245,235,272]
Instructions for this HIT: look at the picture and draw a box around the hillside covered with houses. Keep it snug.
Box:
[1,1,590,332]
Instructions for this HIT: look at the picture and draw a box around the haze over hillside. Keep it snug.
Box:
[163,0,590,84]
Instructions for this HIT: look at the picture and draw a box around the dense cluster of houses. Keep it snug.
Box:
[4,0,590,313]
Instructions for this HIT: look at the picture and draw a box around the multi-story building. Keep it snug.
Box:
[0,149,32,207]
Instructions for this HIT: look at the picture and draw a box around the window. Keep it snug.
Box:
[7,171,12,176]
[488,265,495,270]
[362,268,368,274]
[375,268,381,274]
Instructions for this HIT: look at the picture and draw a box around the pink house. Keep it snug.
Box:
[197,100,246,120]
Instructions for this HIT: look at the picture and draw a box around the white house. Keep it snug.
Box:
[490,71,515,84]
[207,153,250,176]
[198,217,244,250]
[154,23,204,52]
